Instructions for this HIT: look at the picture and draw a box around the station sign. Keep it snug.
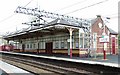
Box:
[99,35,109,43]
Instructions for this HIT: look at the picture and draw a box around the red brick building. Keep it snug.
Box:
[91,15,118,55]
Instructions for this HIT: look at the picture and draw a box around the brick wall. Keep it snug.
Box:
[92,16,118,55]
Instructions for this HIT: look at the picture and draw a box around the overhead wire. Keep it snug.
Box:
[45,0,109,22]
[0,14,15,23]
[0,0,34,23]
[54,0,88,12]
[0,0,112,26]
[41,0,89,24]
[64,0,109,15]
[109,15,120,19]
[101,13,119,19]
[44,0,109,24]
[23,0,34,7]
[104,13,118,16]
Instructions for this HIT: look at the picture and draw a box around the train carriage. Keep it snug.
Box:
[0,44,14,51]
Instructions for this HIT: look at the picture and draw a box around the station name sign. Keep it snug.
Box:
[99,35,109,43]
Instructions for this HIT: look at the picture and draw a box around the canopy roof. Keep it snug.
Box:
[3,18,84,40]
[3,17,117,40]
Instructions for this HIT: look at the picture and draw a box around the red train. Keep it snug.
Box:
[0,44,14,51]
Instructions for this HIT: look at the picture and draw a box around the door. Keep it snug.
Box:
[22,44,25,52]
[112,37,115,54]
[37,43,39,54]
[45,42,53,54]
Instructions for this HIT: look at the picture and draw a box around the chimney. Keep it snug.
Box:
[96,15,101,18]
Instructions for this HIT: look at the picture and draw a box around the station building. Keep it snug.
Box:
[3,15,118,57]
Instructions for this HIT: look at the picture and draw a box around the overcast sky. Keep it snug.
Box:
[0,0,119,35]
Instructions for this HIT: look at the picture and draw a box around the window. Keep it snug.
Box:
[27,44,29,48]
[38,43,40,49]
[80,38,83,48]
[55,42,59,49]
[33,44,36,49]
[61,42,64,49]
[39,42,43,49]
[76,42,79,48]
[30,43,32,48]
[84,38,88,48]
[42,42,45,49]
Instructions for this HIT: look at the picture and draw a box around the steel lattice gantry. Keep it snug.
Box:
[15,6,91,32]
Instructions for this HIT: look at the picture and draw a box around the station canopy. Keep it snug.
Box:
[3,18,87,40]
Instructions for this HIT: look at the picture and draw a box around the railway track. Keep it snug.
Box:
[1,54,95,75]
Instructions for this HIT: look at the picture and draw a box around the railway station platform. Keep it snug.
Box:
[0,60,33,75]
[37,54,119,68]
[0,68,7,75]
[0,51,119,68]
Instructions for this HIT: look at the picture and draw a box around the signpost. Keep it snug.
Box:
[99,35,109,60]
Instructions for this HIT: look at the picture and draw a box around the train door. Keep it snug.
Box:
[112,37,115,54]
[45,42,53,54]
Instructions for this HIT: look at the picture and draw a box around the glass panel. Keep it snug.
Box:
[42,42,45,49]
[27,44,29,48]
[33,44,35,49]
[80,33,83,37]
[84,38,88,48]
[30,43,32,48]
[55,42,59,49]
[80,38,83,48]
[76,42,79,48]
[61,42,64,49]
[85,33,88,37]
[39,42,40,49]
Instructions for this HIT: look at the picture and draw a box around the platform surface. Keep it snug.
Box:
[0,60,33,74]
[0,68,8,75]
[0,51,119,68]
